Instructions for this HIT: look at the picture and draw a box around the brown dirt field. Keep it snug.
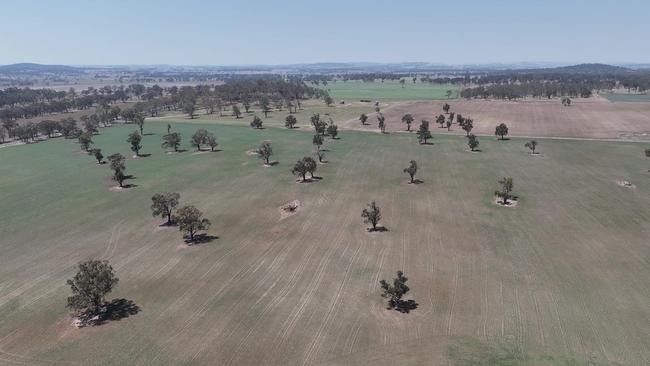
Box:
[342,98,650,140]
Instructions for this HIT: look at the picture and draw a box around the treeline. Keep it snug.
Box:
[460,82,595,100]
[0,79,324,142]
[460,69,650,99]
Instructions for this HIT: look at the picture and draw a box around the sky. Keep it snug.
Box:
[1,0,649,66]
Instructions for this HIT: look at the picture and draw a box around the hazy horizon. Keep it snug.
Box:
[2,0,649,66]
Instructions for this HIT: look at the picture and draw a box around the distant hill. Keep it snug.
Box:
[547,63,631,74]
[0,63,83,74]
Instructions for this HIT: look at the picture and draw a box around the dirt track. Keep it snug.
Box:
[341,98,650,140]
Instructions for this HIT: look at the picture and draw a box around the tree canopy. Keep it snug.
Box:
[66,259,119,322]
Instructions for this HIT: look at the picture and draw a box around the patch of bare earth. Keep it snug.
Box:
[279,200,301,219]
[374,98,650,140]
[617,180,636,188]
[494,197,518,208]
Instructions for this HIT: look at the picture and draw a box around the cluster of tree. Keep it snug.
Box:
[151,192,211,242]
[191,129,218,151]
[458,67,650,100]
[291,156,317,182]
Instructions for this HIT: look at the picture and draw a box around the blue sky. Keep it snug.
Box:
[1,0,648,65]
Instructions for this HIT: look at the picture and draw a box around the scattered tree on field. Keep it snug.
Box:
[257,141,273,165]
[436,114,446,128]
[403,160,418,183]
[467,134,479,151]
[312,134,324,151]
[167,123,171,134]
[525,140,538,154]
[127,131,143,156]
[645,148,650,171]
[107,153,127,187]
[327,122,338,139]
[461,118,473,136]
[151,192,180,225]
[205,133,218,151]
[83,117,99,135]
[292,159,309,181]
[183,99,197,119]
[250,116,264,129]
[232,105,242,119]
[291,156,317,181]
[66,259,119,323]
[443,103,451,113]
[162,132,182,152]
[324,94,334,107]
[311,114,327,135]
[260,98,271,117]
[359,113,368,125]
[285,115,297,128]
[191,129,208,151]
[176,205,211,242]
[495,123,509,140]
[134,113,145,135]
[78,132,93,152]
[495,177,514,205]
[315,148,326,163]
[562,97,572,106]
[401,114,414,131]
[380,271,414,312]
[416,120,432,144]
[400,79,406,88]
[91,148,104,164]
[243,99,251,113]
[376,112,386,133]
[445,90,453,99]
[361,201,382,231]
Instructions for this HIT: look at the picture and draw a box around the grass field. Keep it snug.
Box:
[1,122,649,365]
[601,92,650,103]
[317,80,459,101]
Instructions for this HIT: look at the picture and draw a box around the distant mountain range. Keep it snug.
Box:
[1,62,649,75]
[0,63,83,74]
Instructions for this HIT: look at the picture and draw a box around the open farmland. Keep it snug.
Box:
[601,92,650,103]
[317,80,459,101]
[0,121,649,365]
[345,98,650,140]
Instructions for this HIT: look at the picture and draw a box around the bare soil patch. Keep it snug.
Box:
[369,98,650,140]
[494,197,518,208]
[616,180,636,188]
[279,200,301,219]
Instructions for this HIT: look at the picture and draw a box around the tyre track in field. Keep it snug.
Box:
[265,195,358,365]
[190,209,327,364]
[300,241,363,366]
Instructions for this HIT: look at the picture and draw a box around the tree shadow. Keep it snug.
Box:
[143,133,156,136]
[120,183,138,189]
[177,149,188,153]
[185,234,219,245]
[497,137,511,141]
[409,179,424,185]
[297,176,322,183]
[137,153,152,157]
[469,149,482,152]
[265,161,279,166]
[393,299,418,313]
[100,298,141,323]
[367,226,389,232]
[420,142,434,145]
